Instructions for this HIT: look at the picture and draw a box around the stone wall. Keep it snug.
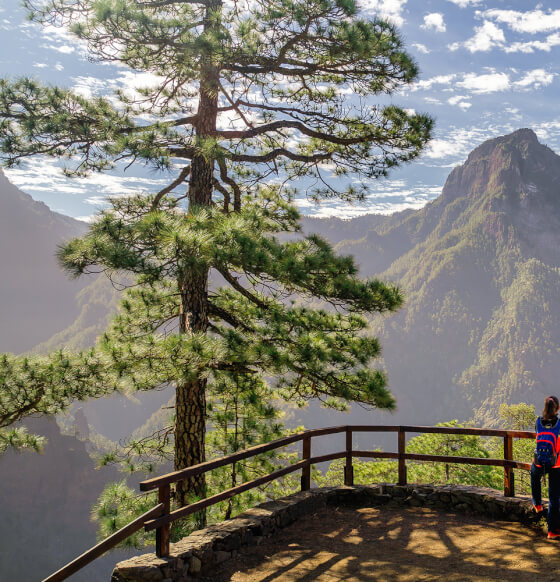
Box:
[111,484,542,582]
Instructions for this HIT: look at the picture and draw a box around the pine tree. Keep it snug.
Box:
[0,0,432,512]
[94,371,292,544]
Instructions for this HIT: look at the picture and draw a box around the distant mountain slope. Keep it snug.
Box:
[0,170,91,353]
[334,128,560,425]
[32,274,120,354]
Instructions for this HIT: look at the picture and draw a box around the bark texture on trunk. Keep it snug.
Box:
[173,1,221,524]
[175,270,209,509]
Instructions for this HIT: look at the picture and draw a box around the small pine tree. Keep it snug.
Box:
[94,371,299,544]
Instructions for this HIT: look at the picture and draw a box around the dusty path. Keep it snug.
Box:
[208,505,558,581]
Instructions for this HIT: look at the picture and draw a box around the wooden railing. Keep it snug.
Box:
[43,424,535,582]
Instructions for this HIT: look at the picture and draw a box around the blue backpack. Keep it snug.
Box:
[534,417,560,469]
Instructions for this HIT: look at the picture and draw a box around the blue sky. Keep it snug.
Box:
[1,0,559,220]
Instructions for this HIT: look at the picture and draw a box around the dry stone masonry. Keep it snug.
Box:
[111,484,542,582]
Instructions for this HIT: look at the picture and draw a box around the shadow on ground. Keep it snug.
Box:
[208,505,557,581]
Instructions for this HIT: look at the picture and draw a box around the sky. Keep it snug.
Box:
[0,0,559,220]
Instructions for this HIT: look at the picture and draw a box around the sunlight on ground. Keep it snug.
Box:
[210,506,560,582]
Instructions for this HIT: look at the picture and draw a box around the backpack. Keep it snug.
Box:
[534,417,560,470]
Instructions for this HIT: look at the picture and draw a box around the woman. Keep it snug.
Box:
[531,395,560,539]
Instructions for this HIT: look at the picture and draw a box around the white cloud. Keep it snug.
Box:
[412,43,430,54]
[413,68,552,98]
[422,127,501,162]
[359,0,408,27]
[504,32,560,53]
[421,13,446,33]
[72,76,111,99]
[114,70,163,90]
[4,157,172,202]
[504,107,522,122]
[457,71,510,93]
[42,43,75,54]
[84,196,111,207]
[513,69,555,90]
[23,20,89,59]
[413,74,457,91]
[447,95,472,110]
[296,183,440,218]
[481,9,560,34]
[446,0,481,7]
[534,121,560,144]
[449,21,506,52]
[33,63,48,68]
[54,62,64,71]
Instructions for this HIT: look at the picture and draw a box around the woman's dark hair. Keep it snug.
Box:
[542,396,560,420]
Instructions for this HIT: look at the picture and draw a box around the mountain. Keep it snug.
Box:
[333,128,560,426]
[0,417,134,582]
[0,174,166,581]
[0,170,91,353]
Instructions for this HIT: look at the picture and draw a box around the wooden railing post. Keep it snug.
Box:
[398,427,407,486]
[504,435,514,497]
[301,434,311,491]
[156,484,171,557]
[344,426,354,486]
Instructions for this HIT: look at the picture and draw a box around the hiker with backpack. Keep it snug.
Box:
[532,395,560,539]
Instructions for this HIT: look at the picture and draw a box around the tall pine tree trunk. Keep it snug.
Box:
[175,270,209,511]
[174,1,221,524]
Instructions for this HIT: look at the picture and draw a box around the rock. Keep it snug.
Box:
[190,556,202,575]
[214,551,231,564]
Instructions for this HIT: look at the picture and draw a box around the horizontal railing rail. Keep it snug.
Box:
[139,425,348,491]
[42,424,536,581]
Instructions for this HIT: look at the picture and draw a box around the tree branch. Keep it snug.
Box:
[216,120,376,146]
[215,267,269,310]
[208,303,253,332]
[135,0,210,7]
[229,149,331,164]
[151,165,191,210]
[217,158,241,212]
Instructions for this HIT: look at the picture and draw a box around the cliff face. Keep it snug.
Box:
[0,417,132,582]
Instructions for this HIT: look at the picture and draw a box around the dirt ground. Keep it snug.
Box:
[208,505,560,581]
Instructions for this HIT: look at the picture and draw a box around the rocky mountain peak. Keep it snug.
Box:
[440,128,560,209]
